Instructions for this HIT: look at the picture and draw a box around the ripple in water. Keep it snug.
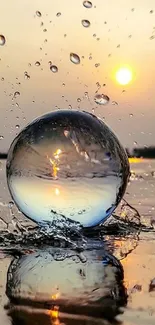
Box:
[6,110,129,228]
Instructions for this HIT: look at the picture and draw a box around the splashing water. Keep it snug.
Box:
[94,94,110,105]
[6,110,129,229]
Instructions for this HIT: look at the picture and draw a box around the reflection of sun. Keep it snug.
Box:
[116,68,132,85]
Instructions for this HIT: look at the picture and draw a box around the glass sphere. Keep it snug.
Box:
[6,110,129,227]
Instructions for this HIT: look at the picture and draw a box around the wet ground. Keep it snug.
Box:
[0,159,155,325]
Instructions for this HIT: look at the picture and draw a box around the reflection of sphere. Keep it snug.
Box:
[6,110,129,227]
[6,248,127,320]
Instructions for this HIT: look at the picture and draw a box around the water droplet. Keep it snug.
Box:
[77,98,81,102]
[24,72,30,80]
[15,125,20,129]
[94,94,110,105]
[83,1,92,8]
[131,8,135,12]
[0,35,6,46]
[0,135,4,140]
[81,19,90,27]
[14,91,20,98]
[93,33,96,37]
[150,35,155,40]
[95,63,100,68]
[84,91,88,98]
[56,12,61,17]
[35,61,40,67]
[129,113,133,117]
[70,53,80,64]
[112,101,118,105]
[7,110,129,228]
[43,28,47,32]
[50,65,58,73]
[1,77,4,81]
[150,10,154,14]
[8,201,14,208]
[36,11,42,17]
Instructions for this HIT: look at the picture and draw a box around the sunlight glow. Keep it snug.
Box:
[116,68,132,85]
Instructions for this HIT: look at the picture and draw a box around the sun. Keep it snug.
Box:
[115,67,132,85]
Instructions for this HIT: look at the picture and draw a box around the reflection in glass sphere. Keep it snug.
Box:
[6,110,129,227]
[6,247,127,321]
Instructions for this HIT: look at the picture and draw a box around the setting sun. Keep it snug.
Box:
[116,68,132,85]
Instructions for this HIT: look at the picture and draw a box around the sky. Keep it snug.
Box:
[0,0,155,152]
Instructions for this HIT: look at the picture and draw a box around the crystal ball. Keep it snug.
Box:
[6,110,129,227]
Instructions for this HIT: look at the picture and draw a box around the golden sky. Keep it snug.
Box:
[0,0,155,151]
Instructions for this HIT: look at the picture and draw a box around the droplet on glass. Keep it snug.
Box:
[8,201,14,208]
[150,10,154,14]
[83,1,92,8]
[56,12,61,17]
[77,98,81,102]
[95,63,100,68]
[36,11,42,17]
[150,35,155,40]
[0,35,6,46]
[94,94,110,105]
[14,91,20,98]
[35,61,40,67]
[50,65,58,73]
[0,135,4,140]
[129,113,133,117]
[112,101,118,105]
[6,110,129,228]
[1,77,4,81]
[24,72,30,80]
[81,19,90,27]
[15,125,20,129]
[70,53,80,64]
